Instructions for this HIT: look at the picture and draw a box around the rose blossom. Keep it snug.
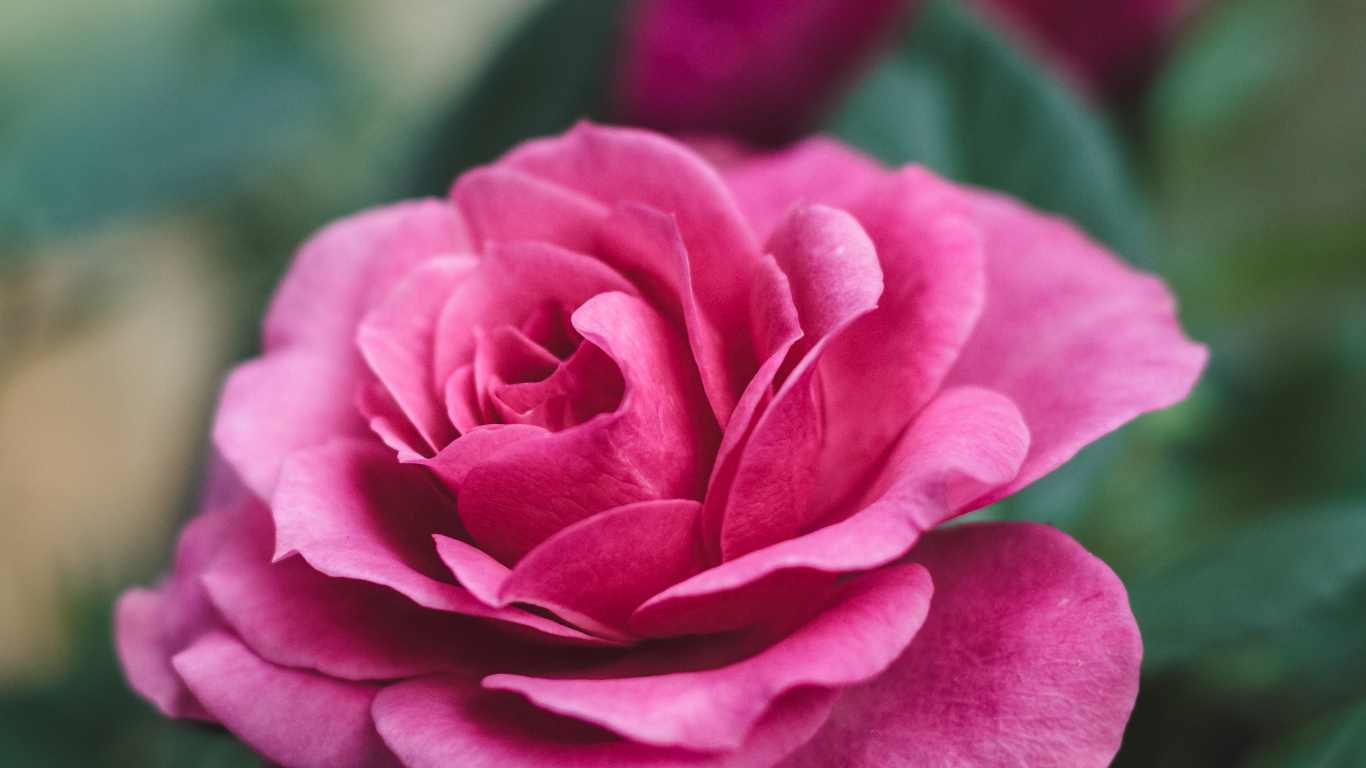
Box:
[116,123,1205,767]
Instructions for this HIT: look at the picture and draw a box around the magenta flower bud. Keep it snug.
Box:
[617,0,916,145]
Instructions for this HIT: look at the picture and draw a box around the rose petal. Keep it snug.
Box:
[723,137,886,242]
[809,166,985,519]
[696,254,804,561]
[597,202,742,427]
[218,200,468,498]
[501,123,766,423]
[458,293,718,564]
[359,256,479,454]
[216,351,372,503]
[372,675,837,768]
[264,199,469,353]
[115,461,272,719]
[203,556,537,681]
[434,535,512,607]
[779,522,1141,768]
[715,206,884,560]
[765,205,884,364]
[496,499,707,640]
[489,338,624,431]
[271,439,612,644]
[453,165,609,254]
[418,423,551,493]
[445,365,482,434]
[486,563,930,752]
[632,387,1028,636]
[173,631,400,768]
[356,381,430,461]
[114,588,213,720]
[723,145,990,518]
[945,189,1207,504]
[433,240,638,388]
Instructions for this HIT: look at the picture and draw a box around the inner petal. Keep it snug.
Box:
[490,342,624,432]
[519,301,583,361]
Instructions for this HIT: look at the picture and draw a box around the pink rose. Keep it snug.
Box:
[117,124,1205,767]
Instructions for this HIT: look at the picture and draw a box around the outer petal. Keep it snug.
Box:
[216,200,468,498]
[496,499,708,641]
[632,387,1028,637]
[780,522,1141,768]
[373,675,838,768]
[945,189,1207,504]
[262,199,469,353]
[617,0,913,145]
[485,564,931,752]
[458,293,718,564]
[115,458,271,720]
[270,439,612,644]
[215,351,373,505]
[114,588,213,720]
[202,556,545,681]
[722,137,886,242]
[453,165,608,254]
[173,631,400,768]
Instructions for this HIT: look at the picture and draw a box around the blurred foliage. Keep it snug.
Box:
[2,0,1365,764]
[409,0,626,195]
[1243,697,1366,768]
[1128,505,1366,670]
[0,597,260,767]
[830,0,1152,266]
[0,0,340,257]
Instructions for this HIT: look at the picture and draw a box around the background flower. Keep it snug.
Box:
[615,0,1193,147]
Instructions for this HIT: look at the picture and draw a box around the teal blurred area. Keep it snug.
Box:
[0,0,540,763]
[0,0,1364,764]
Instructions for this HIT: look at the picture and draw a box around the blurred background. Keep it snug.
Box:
[0,0,1363,765]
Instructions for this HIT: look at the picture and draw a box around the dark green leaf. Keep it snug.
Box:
[830,0,1151,265]
[1128,505,1366,670]
[409,0,626,195]
[0,4,337,254]
[1242,697,1366,768]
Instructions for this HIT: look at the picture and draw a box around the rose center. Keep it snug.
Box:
[460,301,625,433]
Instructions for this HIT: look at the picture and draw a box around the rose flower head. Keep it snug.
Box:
[117,123,1205,768]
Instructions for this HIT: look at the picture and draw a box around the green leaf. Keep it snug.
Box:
[0,3,337,254]
[409,0,627,195]
[1148,0,1366,324]
[1127,505,1366,670]
[1242,697,1366,768]
[829,0,1151,265]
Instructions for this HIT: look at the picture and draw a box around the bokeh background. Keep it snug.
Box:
[1,0,1364,765]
